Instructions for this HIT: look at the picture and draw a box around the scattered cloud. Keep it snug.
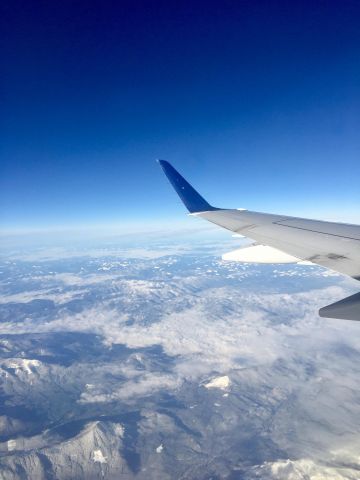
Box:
[1,238,360,478]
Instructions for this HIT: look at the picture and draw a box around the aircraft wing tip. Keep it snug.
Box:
[158,159,217,213]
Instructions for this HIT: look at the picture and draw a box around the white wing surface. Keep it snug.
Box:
[159,160,360,320]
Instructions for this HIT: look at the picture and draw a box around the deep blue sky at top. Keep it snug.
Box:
[1,0,360,230]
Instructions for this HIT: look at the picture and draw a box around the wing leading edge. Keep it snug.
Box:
[159,160,360,321]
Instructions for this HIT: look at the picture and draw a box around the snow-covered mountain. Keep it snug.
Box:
[0,232,360,479]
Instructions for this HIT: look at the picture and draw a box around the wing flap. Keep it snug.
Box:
[222,244,301,264]
[319,292,360,321]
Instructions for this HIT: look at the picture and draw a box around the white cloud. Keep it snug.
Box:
[79,372,181,404]
[2,246,360,478]
[2,274,358,404]
[0,288,88,305]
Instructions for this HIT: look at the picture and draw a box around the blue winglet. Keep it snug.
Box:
[158,160,218,213]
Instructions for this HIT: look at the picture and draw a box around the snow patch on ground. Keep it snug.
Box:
[204,375,230,390]
[260,458,360,480]
[93,449,107,463]
[5,359,41,375]
[156,444,163,453]
[7,440,16,451]
[114,424,125,438]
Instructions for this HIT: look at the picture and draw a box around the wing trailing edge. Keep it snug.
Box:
[319,292,360,321]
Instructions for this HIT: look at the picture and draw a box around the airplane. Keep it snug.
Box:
[158,160,360,321]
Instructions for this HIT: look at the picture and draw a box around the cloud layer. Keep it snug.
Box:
[1,236,360,478]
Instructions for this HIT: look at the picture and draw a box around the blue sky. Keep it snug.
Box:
[1,0,360,232]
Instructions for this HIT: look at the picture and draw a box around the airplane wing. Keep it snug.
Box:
[158,160,360,321]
